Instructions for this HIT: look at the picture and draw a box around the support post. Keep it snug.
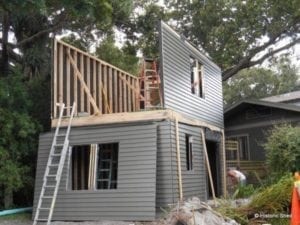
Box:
[175,117,183,201]
[200,128,216,201]
[221,129,227,197]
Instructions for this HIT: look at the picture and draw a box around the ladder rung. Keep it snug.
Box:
[54,144,64,147]
[39,207,50,210]
[63,106,73,109]
[57,133,66,137]
[36,218,48,221]
[47,174,57,177]
[51,153,61,157]
[99,169,110,171]
[42,196,53,199]
[49,164,59,167]
[45,185,55,188]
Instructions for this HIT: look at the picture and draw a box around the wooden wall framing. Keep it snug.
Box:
[52,39,140,118]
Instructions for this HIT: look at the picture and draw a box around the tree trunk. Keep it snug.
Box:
[1,11,10,77]
[4,187,13,209]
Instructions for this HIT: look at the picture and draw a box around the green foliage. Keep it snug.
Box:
[0,212,31,221]
[232,184,255,199]
[264,124,300,177]
[124,0,170,58]
[243,174,293,215]
[217,174,293,225]
[164,0,300,78]
[223,57,300,106]
[61,34,90,52]
[0,71,41,208]
[215,199,248,225]
[96,36,139,75]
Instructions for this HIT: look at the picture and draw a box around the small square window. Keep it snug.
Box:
[70,143,119,190]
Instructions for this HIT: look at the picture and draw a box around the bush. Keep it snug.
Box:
[232,184,256,199]
[264,124,300,177]
[243,174,293,215]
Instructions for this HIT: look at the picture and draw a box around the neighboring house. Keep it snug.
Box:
[224,99,300,181]
[262,90,300,106]
[33,21,225,222]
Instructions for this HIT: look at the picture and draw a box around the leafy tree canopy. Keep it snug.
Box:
[0,0,133,77]
[131,0,300,79]
[223,57,300,106]
[0,70,41,208]
[96,35,139,75]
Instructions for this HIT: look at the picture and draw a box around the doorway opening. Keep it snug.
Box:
[205,140,220,197]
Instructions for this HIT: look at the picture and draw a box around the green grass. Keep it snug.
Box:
[0,212,32,221]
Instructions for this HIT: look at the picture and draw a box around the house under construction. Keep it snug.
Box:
[33,21,225,223]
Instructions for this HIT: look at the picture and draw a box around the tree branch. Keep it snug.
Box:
[15,23,62,47]
[222,38,300,81]
[250,38,300,66]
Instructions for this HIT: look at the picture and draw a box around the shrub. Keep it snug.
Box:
[232,184,256,199]
[264,124,300,177]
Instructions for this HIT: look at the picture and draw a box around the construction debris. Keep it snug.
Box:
[160,197,240,225]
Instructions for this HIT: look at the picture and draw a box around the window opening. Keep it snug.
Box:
[225,136,249,161]
[190,57,204,98]
[185,135,193,170]
[71,145,91,190]
[97,143,119,189]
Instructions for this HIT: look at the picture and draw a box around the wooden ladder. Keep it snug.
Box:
[139,58,162,109]
[33,102,76,225]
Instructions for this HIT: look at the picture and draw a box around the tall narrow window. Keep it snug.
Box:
[71,145,91,190]
[197,62,204,98]
[185,135,193,170]
[190,57,196,94]
[97,143,119,189]
[190,57,204,98]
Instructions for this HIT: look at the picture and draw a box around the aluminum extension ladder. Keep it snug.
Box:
[33,102,76,225]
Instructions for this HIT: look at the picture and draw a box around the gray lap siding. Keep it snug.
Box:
[34,120,212,221]
[156,121,208,212]
[33,123,158,221]
[160,22,224,128]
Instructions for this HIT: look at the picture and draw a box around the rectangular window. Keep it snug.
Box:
[190,57,204,98]
[185,135,193,170]
[225,136,250,160]
[70,143,118,190]
[71,145,91,190]
[97,143,118,189]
